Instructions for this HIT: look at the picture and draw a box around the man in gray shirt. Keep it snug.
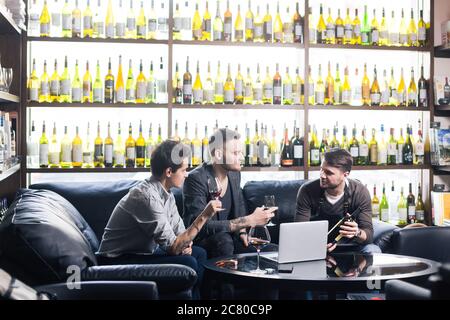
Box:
[296,149,381,254]
[97,140,222,299]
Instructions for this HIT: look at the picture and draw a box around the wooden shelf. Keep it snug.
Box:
[308,165,431,171]
[173,40,303,48]
[27,102,168,109]
[0,92,20,104]
[432,166,450,175]
[27,36,168,45]
[309,105,429,111]
[0,5,21,35]
[310,43,431,52]
[0,164,20,182]
[172,104,304,110]
[434,46,450,58]
[434,104,450,115]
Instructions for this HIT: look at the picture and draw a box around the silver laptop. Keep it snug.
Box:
[262,221,329,264]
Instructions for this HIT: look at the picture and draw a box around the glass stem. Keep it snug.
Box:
[256,249,261,270]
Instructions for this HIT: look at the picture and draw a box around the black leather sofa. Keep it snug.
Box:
[0,179,399,300]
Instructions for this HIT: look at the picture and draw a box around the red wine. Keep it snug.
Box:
[210,191,221,199]
[249,239,270,250]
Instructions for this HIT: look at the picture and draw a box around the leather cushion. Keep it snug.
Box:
[0,189,98,284]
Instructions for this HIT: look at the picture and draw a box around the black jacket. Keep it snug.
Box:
[183,163,247,241]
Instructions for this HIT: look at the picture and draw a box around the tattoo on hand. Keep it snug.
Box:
[230,217,247,231]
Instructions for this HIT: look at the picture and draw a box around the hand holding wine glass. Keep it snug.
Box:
[207,177,223,200]
[264,195,277,227]
[248,225,271,274]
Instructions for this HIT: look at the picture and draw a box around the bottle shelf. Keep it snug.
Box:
[27,36,168,45]
[0,92,20,104]
[309,105,429,111]
[0,5,21,35]
[432,166,450,175]
[434,46,450,58]
[308,164,430,171]
[172,40,304,48]
[0,163,20,182]
[27,102,168,109]
[309,43,431,52]
[434,104,450,114]
[172,104,304,110]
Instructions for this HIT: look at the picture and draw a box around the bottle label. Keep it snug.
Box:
[381,209,389,222]
[72,145,82,163]
[174,17,182,32]
[72,87,81,102]
[116,88,125,103]
[397,143,404,164]
[61,145,72,163]
[29,88,39,102]
[193,89,204,103]
[245,18,254,31]
[350,146,359,157]
[253,87,262,101]
[52,13,61,27]
[264,22,272,35]
[127,18,136,31]
[370,93,381,104]
[294,145,303,159]
[336,26,344,38]
[311,149,320,161]
[419,89,427,100]
[224,90,234,103]
[193,145,202,161]
[408,206,416,219]
[254,25,263,38]
[244,85,253,99]
[83,16,93,30]
[183,84,193,95]
[93,88,103,102]
[353,25,361,37]
[103,144,112,163]
[214,82,224,95]
[370,144,378,162]
[136,82,147,100]
[308,83,314,97]
[126,88,135,101]
[39,144,49,165]
[409,32,417,42]
[60,79,71,96]
[235,30,244,40]
[137,25,147,37]
[344,25,352,40]
[40,23,50,35]
[408,92,417,104]
[62,14,71,31]
[224,22,232,35]
[353,87,362,101]
[202,19,211,33]
[389,32,399,44]
[359,144,369,157]
[116,23,125,37]
[274,31,283,42]
[273,86,282,98]
[371,30,379,43]
[388,143,397,156]
[315,91,325,105]
[398,91,406,104]
[415,142,425,156]
[94,145,104,160]
[49,152,60,165]
[181,16,191,31]
[400,33,408,44]
[295,25,302,38]
[50,80,60,96]
[213,30,223,41]
[263,84,273,99]
[283,84,292,100]
[203,89,214,103]
[83,81,91,99]
[126,147,136,159]
[309,27,316,43]
[378,148,387,164]
[73,17,81,33]
[193,28,202,39]
[326,24,335,40]
[342,90,351,104]
[83,152,92,165]
[416,210,425,222]
[114,152,125,166]
[361,32,369,43]
[106,24,114,38]
[381,89,389,104]
[235,80,243,96]
[398,208,407,222]
[418,27,426,41]
[380,30,388,41]
[369,204,379,218]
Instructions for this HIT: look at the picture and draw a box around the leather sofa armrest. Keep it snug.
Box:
[35,281,159,300]
[385,280,431,300]
[81,264,197,294]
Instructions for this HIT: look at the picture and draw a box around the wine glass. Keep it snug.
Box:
[264,195,277,227]
[3,68,13,92]
[248,225,271,274]
[0,67,5,91]
[207,176,222,200]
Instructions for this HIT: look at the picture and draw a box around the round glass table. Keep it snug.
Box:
[204,252,439,297]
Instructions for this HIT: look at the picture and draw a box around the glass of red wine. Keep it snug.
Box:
[248,225,271,274]
[264,195,277,227]
[207,177,222,200]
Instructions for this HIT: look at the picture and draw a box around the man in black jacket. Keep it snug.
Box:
[183,128,277,258]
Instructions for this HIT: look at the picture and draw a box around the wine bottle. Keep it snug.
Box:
[371,185,380,219]
[83,123,93,168]
[378,124,387,165]
[214,61,224,104]
[104,122,114,168]
[325,61,334,105]
[224,63,235,104]
[39,122,49,168]
[224,0,233,42]
[136,120,145,168]
[50,59,60,103]
[370,65,381,106]
[250,120,259,166]
[319,128,328,163]
[243,67,253,105]
[361,5,370,45]
[148,0,157,40]
[283,67,293,105]
[415,124,425,165]
[115,0,126,39]
[292,127,303,166]
[93,60,103,103]
[192,2,202,40]
[397,187,407,225]
[192,61,204,103]
[369,128,378,165]
[418,10,427,47]
[125,59,135,103]
[29,0,40,37]
[126,0,137,39]
[72,126,83,168]
[316,4,326,44]
[270,126,281,166]
[273,63,282,105]
[389,10,399,46]
[293,67,304,105]
[245,0,254,42]
[407,67,417,107]
[379,8,388,46]
[352,8,361,45]
[402,125,413,164]
[387,128,397,165]
[235,4,244,42]
[315,64,325,105]
[293,2,303,43]
[72,0,82,38]
[202,1,212,41]
[407,183,416,224]
[145,124,155,168]
[397,127,405,164]
[136,1,147,39]
[104,58,115,103]
[325,8,335,45]
[183,57,193,104]
[254,5,263,42]
[234,64,244,104]
[349,125,359,163]
[60,125,72,168]
[105,0,115,39]
[60,56,71,103]
[257,123,269,167]
[415,183,425,224]
[334,64,342,105]
[116,55,125,103]
[136,59,147,103]
[280,127,293,167]
[335,9,344,45]
[49,123,60,168]
[361,63,370,106]
[358,126,369,165]
[397,68,406,107]
[114,123,125,168]
[40,0,51,37]
[213,0,224,41]
[263,3,272,43]
[83,0,94,38]
[191,124,202,167]
[380,69,390,106]
[28,59,39,102]
[125,123,136,167]
[379,183,389,222]
[343,8,352,45]
[262,66,273,104]
[418,65,428,108]
[370,9,379,45]
[341,125,349,151]
[399,9,408,46]
[82,61,93,103]
[342,66,351,105]
[310,125,320,166]
[202,126,210,164]
[408,9,418,47]
[273,1,283,43]
[204,61,214,104]
[94,121,104,167]
[182,122,191,167]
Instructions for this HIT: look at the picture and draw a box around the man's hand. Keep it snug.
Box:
[339,214,359,239]
[327,242,337,253]
[239,232,248,247]
[181,241,193,255]
[248,207,278,227]
[203,200,223,218]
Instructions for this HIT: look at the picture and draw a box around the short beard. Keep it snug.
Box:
[220,159,241,172]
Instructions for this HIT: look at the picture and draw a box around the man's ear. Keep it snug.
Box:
[215,149,223,160]
[165,167,172,178]
[343,171,350,178]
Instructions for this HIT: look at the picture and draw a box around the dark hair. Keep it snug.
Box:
[324,148,353,173]
[151,140,191,177]
[208,128,241,155]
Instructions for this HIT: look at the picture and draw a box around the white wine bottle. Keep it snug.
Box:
[72,126,83,168]
[114,123,125,168]
[60,56,71,103]
[39,121,49,168]
[60,125,72,168]
[93,60,103,103]
[72,60,82,103]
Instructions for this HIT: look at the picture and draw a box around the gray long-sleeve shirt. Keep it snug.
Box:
[97,177,185,257]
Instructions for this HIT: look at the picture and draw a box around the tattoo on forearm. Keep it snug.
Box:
[230,217,248,232]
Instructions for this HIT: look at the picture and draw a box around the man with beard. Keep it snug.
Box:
[183,128,277,258]
[296,148,381,254]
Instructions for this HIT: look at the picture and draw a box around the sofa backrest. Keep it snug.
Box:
[0,189,98,285]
